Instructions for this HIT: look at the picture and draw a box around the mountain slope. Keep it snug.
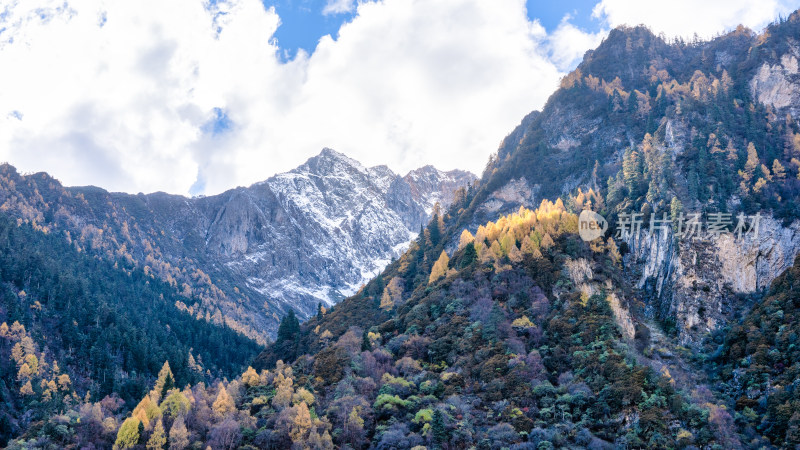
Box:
[712,254,800,448]
[0,150,475,342]
[245,12,800,449]
[5,201,731,449]
[0,213,262,445]
[452,16,800,345]
[244,201,726,448]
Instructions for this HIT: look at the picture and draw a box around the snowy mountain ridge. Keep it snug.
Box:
[198,148,477,338]
[0,149,475,341]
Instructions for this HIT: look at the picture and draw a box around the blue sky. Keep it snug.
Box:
[268,0,603,59]
[526,0,600,30]
[267,0,358,59]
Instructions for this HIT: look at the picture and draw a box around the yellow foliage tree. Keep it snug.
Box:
[24,354,38,376]
[508,244,524,263]
[344,406,366,446]
[133,394,161,429]
[500,234,516,256]
[57,373,71,391]
[293,387,315,406]
[754,178,767,193]
[272,372,294,409]
[458,229,475,250]
[146,418,167,450]
[793,132,800,156]
[152,361,174,402]
[540,233,555,249]
[289,402,312,444]
[726,141,738,161]
[19,380,33,396]
[241,366,260,387]
[739,142,760,189]
[773,159,786,180]
[489,240,504,260]
[519,236,535,254]
[474,241,490,264]
[212,385,235,417]
[428,251,450,284]
[511,316,534,329]
[11,343,24,365]
[17,363,33,380]
[160,390,191,420]
[42,380,58,402]
[760,164,773,182]
[380,277,404,310]
[571,187,605,212]
[115,417,141,449]
[607,237,621,264]
[474,225,487,245]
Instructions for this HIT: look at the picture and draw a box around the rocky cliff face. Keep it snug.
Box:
[404,165,477,216]
[213,149,475,326]
[750,51,800,118]
[623,217,800,344]
[627,40,800,345]
[0,150,475,342]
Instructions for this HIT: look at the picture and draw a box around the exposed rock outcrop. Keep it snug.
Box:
[750,51,800,118]
[624,217,800,344]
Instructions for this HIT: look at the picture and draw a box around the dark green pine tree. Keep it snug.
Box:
[458,242,477,269]
[361,330,371,352]
[275,309,300,362]
[622,147,643,198]
[432,409,447,447]
[427,204,442,246]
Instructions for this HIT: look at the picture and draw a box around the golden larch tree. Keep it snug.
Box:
[212,385,235,417]
[428,251,450,284]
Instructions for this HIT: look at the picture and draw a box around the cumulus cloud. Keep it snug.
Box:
[0,0,795,195]
[0,0,577,195]
[540,16,606,71]
[593,0,800,40]
[0,0,288,194]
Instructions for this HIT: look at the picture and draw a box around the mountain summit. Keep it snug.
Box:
[0,150,475,342]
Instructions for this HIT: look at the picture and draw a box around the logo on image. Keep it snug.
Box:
[579,210,607,242]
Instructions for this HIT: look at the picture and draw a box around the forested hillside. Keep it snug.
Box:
[6,200,732,449]
[0,214,261,446]
[447,12,800,354]
[710,254,800,447]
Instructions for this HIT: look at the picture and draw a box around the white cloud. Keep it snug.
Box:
[0,0,288,194]
[540,16,606,71]
[1,0,794,196]
[323,0,357,16]
[0,0,579,195]
[593,0,800,40]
